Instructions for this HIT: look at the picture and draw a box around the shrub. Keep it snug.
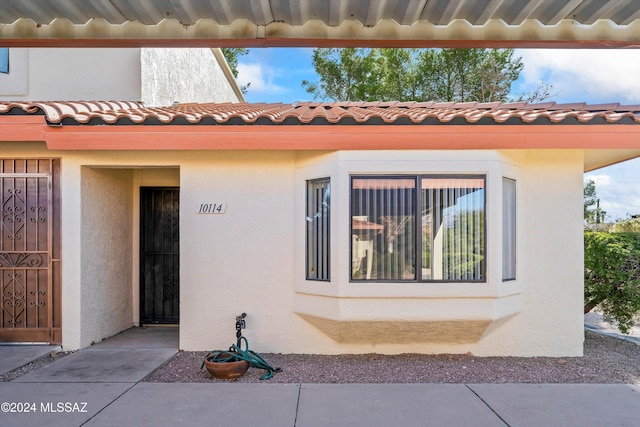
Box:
[611,217,640,233]
[584,232,640,334]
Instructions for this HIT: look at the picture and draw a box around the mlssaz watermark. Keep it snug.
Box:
[2,401,88,413]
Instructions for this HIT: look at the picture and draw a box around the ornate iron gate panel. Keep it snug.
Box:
[140,188,180,324]
[0,159,61,344]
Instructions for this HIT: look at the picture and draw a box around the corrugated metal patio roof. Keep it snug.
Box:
[2,0,640,47]
[3,0,638,26]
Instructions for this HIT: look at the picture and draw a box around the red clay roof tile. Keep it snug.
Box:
[1,101,639,126]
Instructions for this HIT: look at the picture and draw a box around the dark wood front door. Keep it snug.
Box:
[1,159,61,344]
[140,188,180,324]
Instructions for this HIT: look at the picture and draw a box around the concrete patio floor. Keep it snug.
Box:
[14,327,178,383]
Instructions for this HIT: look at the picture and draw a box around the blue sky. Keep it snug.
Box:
[237,48,640,220]
[237,48,317,103]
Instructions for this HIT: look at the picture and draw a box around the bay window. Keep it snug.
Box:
[350,175,485,282]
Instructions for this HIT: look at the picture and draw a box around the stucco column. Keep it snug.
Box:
[60,162,82,350]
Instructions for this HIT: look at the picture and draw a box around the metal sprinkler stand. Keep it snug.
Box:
[235,312,246,347]
[202,312,281,380]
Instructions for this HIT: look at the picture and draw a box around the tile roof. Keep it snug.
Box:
[1,101,640,126]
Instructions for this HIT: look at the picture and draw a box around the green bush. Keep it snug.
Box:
[584,232,640,334]
[611,217,640,233]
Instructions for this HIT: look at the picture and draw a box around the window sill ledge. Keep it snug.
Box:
[294,291,523,344]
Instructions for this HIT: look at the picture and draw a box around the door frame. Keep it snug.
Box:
[0,158,61,344]
[139,186,180,325]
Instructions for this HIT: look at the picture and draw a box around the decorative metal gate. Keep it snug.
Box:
[0,159,61,344]
[140,188,180,324]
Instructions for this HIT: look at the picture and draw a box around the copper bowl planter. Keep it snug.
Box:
[203,352,250,379]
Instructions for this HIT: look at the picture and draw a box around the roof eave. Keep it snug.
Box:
[39,124,640,151]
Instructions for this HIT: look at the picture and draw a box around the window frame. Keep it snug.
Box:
[349,174,487,283]
[305,177,331,281]
[0,48,8,74]
[502,177,517,281]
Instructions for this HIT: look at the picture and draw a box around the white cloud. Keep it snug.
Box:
[585,173,612,187]
[237,62,288,96]
[520,50,640,220]
[515,49,640,104]
[585,159,640,220]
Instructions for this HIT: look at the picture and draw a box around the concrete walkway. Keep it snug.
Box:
[1,326,639,426]
[2,382,639,426]
[0,344,59,376]
[13,327,177,383]
[584,312,640,345]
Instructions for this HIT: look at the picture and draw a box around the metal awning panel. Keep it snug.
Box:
[3,0,640,26]
[1,0,640,47]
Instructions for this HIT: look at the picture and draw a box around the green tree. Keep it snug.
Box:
[301,48,380,101]
[584,179,597,222]
[584,179,607,228]
[302,48,549,103]
[584,232,640,334]
[221,48,250,95]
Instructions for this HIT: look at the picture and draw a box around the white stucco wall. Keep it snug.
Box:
[80,167,134,347]
[0,48,241,105]
[0,48,141,101]
[0,48,29,96]
[476,150,585,356]
[178,151,298,352]
[141,48,242,107]
[0,143,585,356]
[177,149,584,356]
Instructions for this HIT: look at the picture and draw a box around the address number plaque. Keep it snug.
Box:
[197,203,227,214]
